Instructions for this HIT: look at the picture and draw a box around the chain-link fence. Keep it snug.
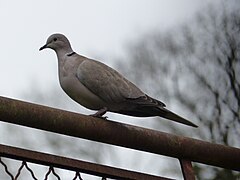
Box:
[0,144,169,180]
[0,157,101,180]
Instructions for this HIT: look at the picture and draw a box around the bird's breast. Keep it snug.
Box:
[59,73,107,110]
[58,57,107,110]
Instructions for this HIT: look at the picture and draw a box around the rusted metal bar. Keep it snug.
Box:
[0,96,240,171]
[0,144,170,180]
[179,159,195,180]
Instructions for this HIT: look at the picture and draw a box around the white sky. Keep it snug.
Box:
[0,0,216,98]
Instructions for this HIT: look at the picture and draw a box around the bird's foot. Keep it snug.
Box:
[90,114,108,120]
[90,107,108,120]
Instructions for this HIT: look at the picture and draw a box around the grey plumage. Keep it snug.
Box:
[39,33,197,128]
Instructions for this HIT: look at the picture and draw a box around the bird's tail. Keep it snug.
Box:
[157,107,198,128]
[122,96,198,127]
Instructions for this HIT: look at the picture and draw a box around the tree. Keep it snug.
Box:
[118,2,240,179]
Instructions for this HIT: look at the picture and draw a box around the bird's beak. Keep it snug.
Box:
[39,44,48,51]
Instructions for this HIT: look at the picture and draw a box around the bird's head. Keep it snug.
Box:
[39,33,72,52]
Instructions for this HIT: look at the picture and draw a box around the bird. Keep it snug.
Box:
[39,33,197,127]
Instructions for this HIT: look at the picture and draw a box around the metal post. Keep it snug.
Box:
[179,159,195,180]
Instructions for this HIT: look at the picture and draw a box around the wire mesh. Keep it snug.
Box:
[15,161,38,180]
[0,144,170,180]
[0,157,14,179]
[0,157,105,180]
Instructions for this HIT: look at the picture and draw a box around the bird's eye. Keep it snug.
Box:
[53,38,57,42]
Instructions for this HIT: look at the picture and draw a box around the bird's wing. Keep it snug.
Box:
[126,95,166,107]
[76,59,145,103]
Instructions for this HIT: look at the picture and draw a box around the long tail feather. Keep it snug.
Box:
[122,95,198,127]
[158,107,198,127]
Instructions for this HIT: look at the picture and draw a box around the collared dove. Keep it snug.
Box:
[39,33,197,127]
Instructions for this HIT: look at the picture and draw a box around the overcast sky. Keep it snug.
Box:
[0,0,217,99]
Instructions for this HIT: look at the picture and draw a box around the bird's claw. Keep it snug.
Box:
[90,114,108,120]
[90,107,108,119]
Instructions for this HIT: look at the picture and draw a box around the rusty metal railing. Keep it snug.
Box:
[0,96,240,179]
[0,144,168,180]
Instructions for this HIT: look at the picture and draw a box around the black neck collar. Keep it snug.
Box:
[66,52,76,56]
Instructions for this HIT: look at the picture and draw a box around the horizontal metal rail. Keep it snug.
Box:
[0,144,170,180]
[0,96,240,171]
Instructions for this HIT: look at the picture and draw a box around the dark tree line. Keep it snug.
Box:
[118,2,240,179]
